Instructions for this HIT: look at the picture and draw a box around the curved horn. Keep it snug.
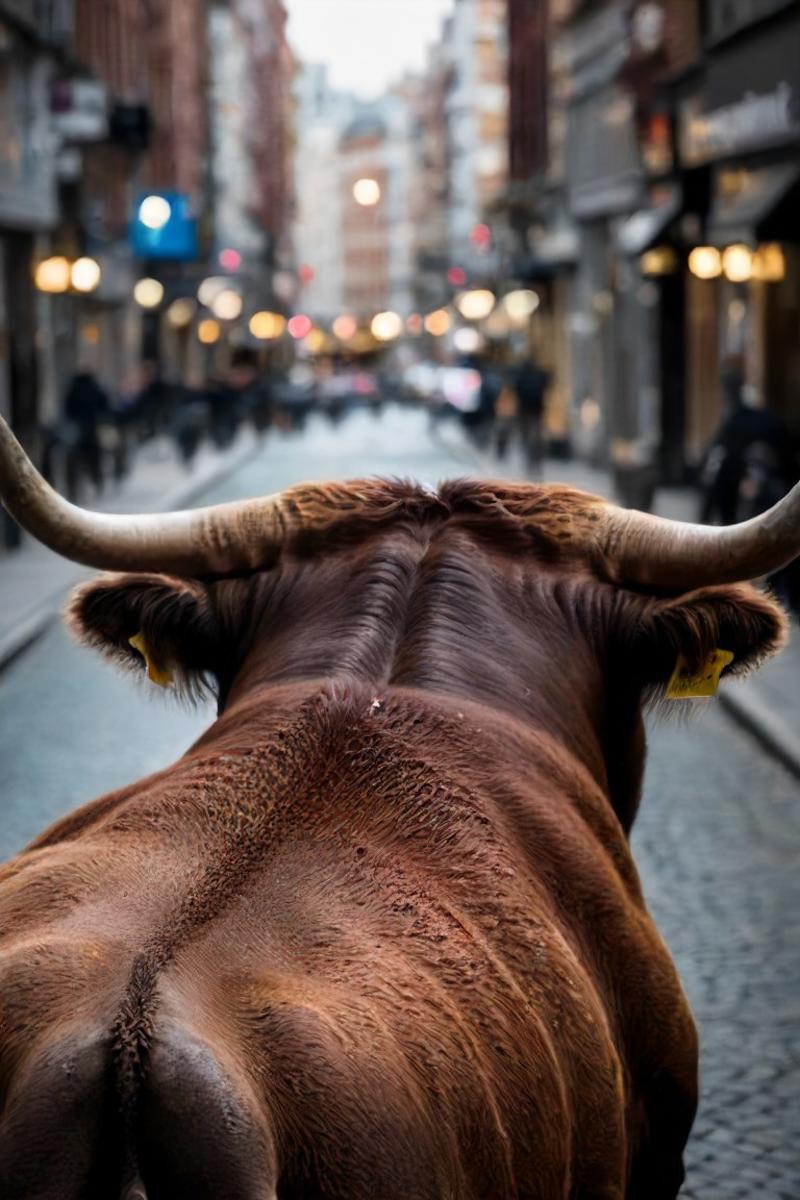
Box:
[597,481,800,590]
[0,415,288,575]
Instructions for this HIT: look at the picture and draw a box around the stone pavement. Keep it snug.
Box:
[0,429,260,669]
[436,425,800,780]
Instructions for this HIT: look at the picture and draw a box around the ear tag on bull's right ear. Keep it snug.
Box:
[666,648,734,700]
[128,632,173,688]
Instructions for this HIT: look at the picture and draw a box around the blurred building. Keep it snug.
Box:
[678,0,800,465]
[0,0,297,518]
[0,3,63,463]
[505,0,800,492]
[442,0,509,273]
[340,109,391,319]
[405,56,451,316]
[248,0,295,277]
[293,65,358,321]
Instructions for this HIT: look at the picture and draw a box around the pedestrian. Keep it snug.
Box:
[62,367,110,496]
[463,353,503,449]
[699,357,792,525]
[513,354,550,472]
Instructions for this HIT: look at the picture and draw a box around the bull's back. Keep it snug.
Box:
[0,685,671,1197]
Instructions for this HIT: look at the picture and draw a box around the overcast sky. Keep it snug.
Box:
[286,0,455,99]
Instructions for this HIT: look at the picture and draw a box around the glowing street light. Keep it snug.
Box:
[34,256,71,293]
[287,314,313,340]
[133,277,164,308]
[166,298,196,328]
[197,276,228,307]
[453,327,482,353]
[353,178,381,206]
[752,243,786,283]
[371,310,403,341]
[211,289,243,320]
[249,311,286,340]
[198,318,221,344]
[721,244,753,283]
[503,289,540,321]
[687,246,722,280]
[218,247,242,272]
[455,289,495,321]
[424,308,451,336]
[332,314,358,340]
[71,257,102,293]
[138,195,172,230]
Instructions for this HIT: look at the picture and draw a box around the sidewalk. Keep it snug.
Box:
[0,430,260,670]
[438,426,800,779]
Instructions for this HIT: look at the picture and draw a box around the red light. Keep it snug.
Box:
[219,248,242,271]
[447,267,467,286]
[287,314,313,339]
[298,264,315,284]
[469,224,491,249]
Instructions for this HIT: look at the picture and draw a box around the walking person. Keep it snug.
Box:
[63,367,110,497]
[513,355,549,473]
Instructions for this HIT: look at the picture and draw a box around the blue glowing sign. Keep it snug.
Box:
[130,191,198,261]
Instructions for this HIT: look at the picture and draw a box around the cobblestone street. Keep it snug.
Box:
[1,409,798,1196]
[638,711,799,1198]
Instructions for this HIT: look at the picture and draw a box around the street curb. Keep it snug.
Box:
[719,688,800,781]
[433,426,800,778]
[0,435,262,674]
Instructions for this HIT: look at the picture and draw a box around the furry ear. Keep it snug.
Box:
[624,583,788,696]
[66,573,220,699]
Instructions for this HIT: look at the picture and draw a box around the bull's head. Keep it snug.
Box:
[1,416,796,829]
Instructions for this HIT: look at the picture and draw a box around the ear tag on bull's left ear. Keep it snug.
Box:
[666,648,734,700]
[129,632,173,688]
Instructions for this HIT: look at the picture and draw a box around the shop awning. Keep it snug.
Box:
[708,162,800,245]
[616,186,682,256]
[535,226,579,265]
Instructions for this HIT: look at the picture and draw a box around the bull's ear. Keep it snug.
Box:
[66,573,219,697]
[628,583,788,696]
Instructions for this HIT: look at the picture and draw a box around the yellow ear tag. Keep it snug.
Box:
[128,632,174,688]
[666,648,734,700]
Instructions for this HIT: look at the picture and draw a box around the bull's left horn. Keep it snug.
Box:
[597,480,800,590]
[0,414,287,574]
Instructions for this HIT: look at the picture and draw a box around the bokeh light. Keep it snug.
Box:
[34,256,71,293]
[218,248,242,271]
[424,308,451,336]
[455,289,495,320]
[288,313,313,339]
[166,298,196,328]
[211,289,243,320]
[133,277,164,308]
[371,310,403,341]
[249,311,287,339]
[332,314,358,340]
[138,195,171,230]
[721,244,754,283]
[70,257,102,293]
[503,289,540,321]
[197,318,221,344]
[687,246,722,280]
[353,178,381,206]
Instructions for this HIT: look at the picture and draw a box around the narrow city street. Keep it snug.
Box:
[1,407,797,1198]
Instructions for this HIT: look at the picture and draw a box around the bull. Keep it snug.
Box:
[0,413,797,1200]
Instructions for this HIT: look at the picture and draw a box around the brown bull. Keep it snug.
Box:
[0,419,798,1200]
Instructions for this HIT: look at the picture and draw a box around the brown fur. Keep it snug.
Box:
[0,480,787,1200]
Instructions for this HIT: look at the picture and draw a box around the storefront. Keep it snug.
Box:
[679,4,800,466]
[0,15,59,548]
